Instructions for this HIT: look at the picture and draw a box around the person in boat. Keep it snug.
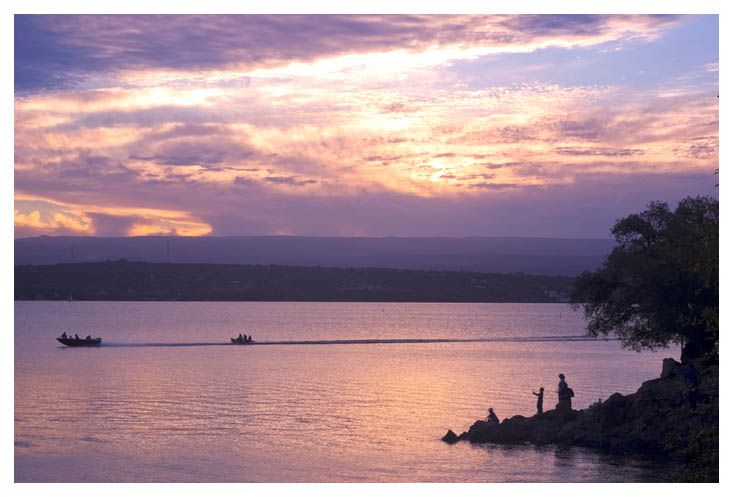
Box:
[556,374,574,411]
[486,407,499,424]
[247,335,252,343]
[238,333,244,342]
[532,387,545,415]
[86,335,92,340]
[74,334,80,340]
[61,332,67,339]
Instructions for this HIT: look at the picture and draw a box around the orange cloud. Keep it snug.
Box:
[14,208,93,235]
[127,222,209,237]
[14,196,212,238]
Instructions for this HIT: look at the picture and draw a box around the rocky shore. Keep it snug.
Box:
[443,355,718,482]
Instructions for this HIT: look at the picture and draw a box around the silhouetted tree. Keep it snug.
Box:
[572,196,718,360]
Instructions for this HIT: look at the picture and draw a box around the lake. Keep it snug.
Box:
[15,301,678,482]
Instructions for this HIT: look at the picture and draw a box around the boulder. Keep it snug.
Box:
[441,429,459,444]
[661,357,683,379]
[598,392,629,429]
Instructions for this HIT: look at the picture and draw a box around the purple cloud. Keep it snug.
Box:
[16,14,681,92]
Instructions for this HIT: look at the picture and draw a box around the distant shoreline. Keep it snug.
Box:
[15,261,574,303]
[15,235,613,277]
[14,298,575,304]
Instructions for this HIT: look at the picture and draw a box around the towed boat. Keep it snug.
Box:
[231,337,254,345]
[57,336,102,347]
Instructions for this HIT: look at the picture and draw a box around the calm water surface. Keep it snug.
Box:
[15,302,677,482]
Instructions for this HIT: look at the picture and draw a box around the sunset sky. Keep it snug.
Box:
[14,14,718,238]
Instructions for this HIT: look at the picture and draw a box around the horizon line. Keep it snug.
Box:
[15,234,615,241]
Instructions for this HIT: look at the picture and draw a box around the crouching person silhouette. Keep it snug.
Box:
[486,407,499,424]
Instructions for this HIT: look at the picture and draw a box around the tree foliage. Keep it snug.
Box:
[572,196,718,356]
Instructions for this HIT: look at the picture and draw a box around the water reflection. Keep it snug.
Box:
[16,302,676,482]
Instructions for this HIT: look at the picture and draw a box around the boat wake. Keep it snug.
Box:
[103,342,231,348]
[101,336,618,348]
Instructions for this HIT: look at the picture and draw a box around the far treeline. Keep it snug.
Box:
[14,262,573,303]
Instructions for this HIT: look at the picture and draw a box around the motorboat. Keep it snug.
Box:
[57,335,102,347]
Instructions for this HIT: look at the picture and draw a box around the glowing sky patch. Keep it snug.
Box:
[14,15,718,238]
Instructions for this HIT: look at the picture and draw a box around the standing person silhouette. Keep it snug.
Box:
[556,374,573,411]
[532,387,545,414]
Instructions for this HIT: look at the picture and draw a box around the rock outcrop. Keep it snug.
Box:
[441,429,459,444]
[444,355,718,481]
